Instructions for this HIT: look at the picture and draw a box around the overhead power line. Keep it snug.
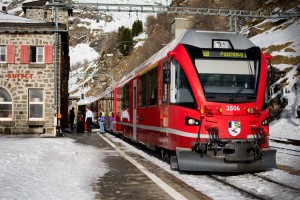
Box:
[66,3,300,18]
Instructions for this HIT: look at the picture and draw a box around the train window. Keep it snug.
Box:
[122,84,130,108]
[196,59,259,102]
[139,74,147,107]
[148,67,158,106]
[139,67,158,107]
[170,60,196,109]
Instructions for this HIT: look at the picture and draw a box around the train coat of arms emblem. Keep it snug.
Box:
[228,121,241,136]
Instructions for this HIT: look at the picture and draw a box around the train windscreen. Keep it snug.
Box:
[196,59,259,102]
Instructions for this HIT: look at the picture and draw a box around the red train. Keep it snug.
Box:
[109,30,276,172]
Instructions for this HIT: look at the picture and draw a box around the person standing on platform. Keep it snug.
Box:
[69,107,75,131]
[85,106,94,134]
[99,112,105,134]
[76,111,84,133]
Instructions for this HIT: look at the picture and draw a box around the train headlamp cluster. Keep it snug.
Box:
[246,107,254,114]
[185,117,200,126]
[246,107,260,114]
[261,118,269,126]
[213,40,232,49]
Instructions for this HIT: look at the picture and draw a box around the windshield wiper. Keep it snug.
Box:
[230,83,246,102]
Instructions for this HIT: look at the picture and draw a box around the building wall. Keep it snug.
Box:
[26,8,69,25]
[0,33,61,135]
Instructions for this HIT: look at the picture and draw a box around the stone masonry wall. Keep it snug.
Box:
[0,33,61,135]
[26,9,69,26]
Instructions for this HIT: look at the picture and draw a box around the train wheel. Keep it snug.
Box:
[170,156,179,171]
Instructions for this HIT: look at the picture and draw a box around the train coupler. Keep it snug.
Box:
[191,142,207,154]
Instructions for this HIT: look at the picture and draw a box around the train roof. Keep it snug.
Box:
[104,30,256,90]
[181,30,255,49]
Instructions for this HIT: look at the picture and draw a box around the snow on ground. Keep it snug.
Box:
[0,136,109,200]
[0,116,299,200]
[270,118,300,140]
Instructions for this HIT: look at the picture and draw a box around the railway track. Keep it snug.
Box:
[270,138,300,146]
[270,137,300,158]
[210,173,300,199]
[104,132,300,200]
[253,173,300,192]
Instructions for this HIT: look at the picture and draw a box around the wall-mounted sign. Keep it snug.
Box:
[7,73,33,79]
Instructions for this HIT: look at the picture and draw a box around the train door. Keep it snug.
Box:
[133,79,137,141]
[162,61,170,127]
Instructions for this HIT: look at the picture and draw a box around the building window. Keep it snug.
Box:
[29,89,44,119]
[0,87,12,119]
[30,46,44,63]
[0,46,6,62]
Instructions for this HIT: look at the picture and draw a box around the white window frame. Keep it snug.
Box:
[0,88,12,120]
[30,46,44,63]
[0,45,6,63]
[28,89,44,120]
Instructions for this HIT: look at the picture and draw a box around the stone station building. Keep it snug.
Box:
[0,1,70,135]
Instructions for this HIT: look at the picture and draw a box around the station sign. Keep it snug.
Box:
[7,73,33,79]
[202,50,247,58]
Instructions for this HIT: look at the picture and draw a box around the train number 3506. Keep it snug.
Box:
[226,105,240,111]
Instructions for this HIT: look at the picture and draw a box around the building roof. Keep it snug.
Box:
[0,12,45,23]
[0,12,67,33]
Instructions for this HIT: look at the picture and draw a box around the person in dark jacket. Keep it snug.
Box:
[69,107,75,130]
[76,111,84,133]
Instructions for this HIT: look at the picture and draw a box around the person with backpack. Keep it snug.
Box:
[99,112,105,134]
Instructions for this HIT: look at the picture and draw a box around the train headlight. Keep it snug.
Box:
[213,40,232,49]
[188,118,195,125]
[261,118,269,126]
[185,117,200,126]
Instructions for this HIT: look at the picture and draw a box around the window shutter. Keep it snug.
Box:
[21,45,29,64]
[44,45,53,64]
[7,45,15,64]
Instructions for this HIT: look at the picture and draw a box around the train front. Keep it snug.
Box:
[172,31,277,172]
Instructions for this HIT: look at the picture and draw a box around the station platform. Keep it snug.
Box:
[64,129,209,200]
